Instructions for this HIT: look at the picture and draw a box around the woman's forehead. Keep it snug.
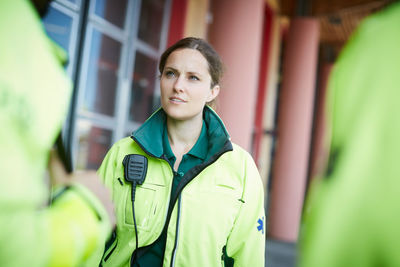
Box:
[165,48,209,73]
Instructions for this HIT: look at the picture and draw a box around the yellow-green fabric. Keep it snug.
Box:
[300,2,400,266]
[135,120,208,266]
[0,0,111,266]
[99,107,266,267]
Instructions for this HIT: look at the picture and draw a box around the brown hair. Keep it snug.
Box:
[159,37,223,88]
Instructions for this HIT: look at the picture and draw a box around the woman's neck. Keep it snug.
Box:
[166,114,203,169]
[167,115,203,150]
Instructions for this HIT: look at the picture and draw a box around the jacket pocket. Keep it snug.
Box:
[124,182,166,232]
[102,230,118,264]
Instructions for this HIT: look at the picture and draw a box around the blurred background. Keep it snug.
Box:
[41,0,396,266]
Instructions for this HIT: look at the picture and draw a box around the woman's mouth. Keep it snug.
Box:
[169,96,186,103]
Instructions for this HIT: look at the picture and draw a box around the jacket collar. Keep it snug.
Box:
[131,106,231,159]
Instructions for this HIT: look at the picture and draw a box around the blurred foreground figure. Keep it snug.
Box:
[300,2,400,266]
[0,0,114,266]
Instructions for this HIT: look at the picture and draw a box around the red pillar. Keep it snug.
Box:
[253,5,274,164]
[167,0,188,47]
[208,0,264,151]
[268,18,319,242]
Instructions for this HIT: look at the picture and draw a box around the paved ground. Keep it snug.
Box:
[265,239,297,267]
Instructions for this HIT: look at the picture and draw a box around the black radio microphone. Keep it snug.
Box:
[122,154,148,264]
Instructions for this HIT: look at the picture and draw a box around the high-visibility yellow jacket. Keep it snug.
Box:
[0,1,111,266]
[99,107,266,267]
[300,2,400,266]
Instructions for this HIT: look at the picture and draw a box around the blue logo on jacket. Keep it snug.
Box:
[257,217,264,234]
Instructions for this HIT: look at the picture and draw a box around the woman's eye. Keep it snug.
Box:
[164,71,175,78]
[189,75,199,81]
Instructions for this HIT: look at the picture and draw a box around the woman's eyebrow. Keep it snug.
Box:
[164,66,181,74]
[164,66,204,77]
[187,71,201,75]
[164,66,177,71]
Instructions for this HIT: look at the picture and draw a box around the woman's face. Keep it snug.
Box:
[160,48,219,122]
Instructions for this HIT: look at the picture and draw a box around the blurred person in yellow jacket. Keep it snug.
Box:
[0,0,115,266]
[300,2,400,266]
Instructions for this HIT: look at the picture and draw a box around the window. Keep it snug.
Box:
[43,0,172,170]
[42,0,80,77]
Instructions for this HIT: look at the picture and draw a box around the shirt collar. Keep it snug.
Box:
[187,120,208,160]
[162,120,208,161]
[162,125,175,162]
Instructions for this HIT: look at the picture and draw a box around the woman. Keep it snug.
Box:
[98,37,265,267]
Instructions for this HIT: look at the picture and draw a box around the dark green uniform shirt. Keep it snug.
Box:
[135,120,208,266]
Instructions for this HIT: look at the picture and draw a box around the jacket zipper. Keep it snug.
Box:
[164,142,233,266]
[129,136,233,266]
[129,157,173,267]
[170,195,182,266]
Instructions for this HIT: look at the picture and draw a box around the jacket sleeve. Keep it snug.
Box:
[97,142,120,194]
[226,152,266,267]
[0,123,111,267]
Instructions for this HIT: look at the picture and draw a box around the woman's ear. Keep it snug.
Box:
[207,85,220,102]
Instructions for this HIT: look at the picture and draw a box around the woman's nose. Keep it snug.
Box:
[173,76,185,92]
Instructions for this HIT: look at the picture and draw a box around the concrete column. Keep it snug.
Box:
[184,0,209,39]
[208,0,264,151]
[268,18,319,242]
